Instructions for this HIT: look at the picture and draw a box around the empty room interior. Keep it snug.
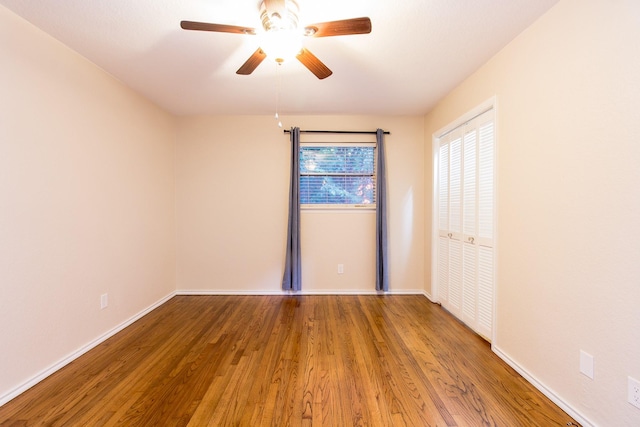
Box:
[1,0,639,425]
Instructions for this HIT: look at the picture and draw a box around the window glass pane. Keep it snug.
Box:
[300,146,375,206]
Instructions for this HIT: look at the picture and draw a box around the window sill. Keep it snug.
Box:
[301,204,376,211]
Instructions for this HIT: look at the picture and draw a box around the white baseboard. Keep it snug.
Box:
[177,289,287,296]
[0,291,176,407]
[176,289,427,296]
[492,345,595,427]
[422,290,438,303]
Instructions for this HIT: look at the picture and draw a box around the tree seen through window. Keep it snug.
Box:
[300,146,375,205]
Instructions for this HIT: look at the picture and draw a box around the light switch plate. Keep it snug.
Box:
[579,350,594,379]
[629,376,640,410]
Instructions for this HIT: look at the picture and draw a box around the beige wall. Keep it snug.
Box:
[176,115,424,293]
[424,0,640,424]
[0,6,176,401]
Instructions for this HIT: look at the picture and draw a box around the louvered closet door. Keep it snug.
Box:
[437,128,464,317]
[437,141,450,307]
[476,114,495,339]
[461,126,477,328]
[436,108,494,341]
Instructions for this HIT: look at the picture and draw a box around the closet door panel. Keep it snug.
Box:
[448,238,463,315]
[463,128,477,239]
[477,245,494,339]
[462,242,477,324]
[438,143,449,236]
[478,119,494,247]
[449,134,462,240]
[438,236,449,305]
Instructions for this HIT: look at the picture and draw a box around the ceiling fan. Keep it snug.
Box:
[180,0,372,79]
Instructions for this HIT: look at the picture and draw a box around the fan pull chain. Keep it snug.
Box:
[275,62,283,128]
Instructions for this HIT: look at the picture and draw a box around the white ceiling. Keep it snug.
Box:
[1,0,559,116]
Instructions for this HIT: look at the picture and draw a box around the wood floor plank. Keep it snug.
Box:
[0,295,578,426]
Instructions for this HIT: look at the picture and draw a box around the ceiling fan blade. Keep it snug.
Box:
[304,17,371,37]
[236,48,267,75]
[296,48,333,79]
[180,20,256,35]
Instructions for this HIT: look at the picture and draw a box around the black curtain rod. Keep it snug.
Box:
[283,129,390,135]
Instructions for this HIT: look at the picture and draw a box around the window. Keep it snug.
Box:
[300,143,376,207]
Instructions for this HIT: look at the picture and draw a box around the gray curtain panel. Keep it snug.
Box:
[282,127,302,291]
[376,129,389,291]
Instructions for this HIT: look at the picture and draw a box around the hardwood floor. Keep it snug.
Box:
[0,295,577,426]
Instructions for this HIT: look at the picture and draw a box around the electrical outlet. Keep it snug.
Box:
[337,264,344,274]
[629,376,640,410]
[100,293,108,310]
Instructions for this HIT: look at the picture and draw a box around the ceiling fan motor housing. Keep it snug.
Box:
[260,0,300,32]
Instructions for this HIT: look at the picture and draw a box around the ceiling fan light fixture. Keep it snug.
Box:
[260,28,303,63]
